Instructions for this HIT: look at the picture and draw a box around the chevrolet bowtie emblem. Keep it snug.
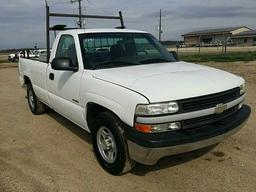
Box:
[214,103,228,114]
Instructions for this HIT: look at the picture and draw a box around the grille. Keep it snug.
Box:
[182,105,239,130]
[179,87,240,113]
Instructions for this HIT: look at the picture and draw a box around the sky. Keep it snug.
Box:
[0,0,256,49]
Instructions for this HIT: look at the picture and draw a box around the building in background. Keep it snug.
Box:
[232,30,256,46]
[182,26,252,47]
[161,40,184,48]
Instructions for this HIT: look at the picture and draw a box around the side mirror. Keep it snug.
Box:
[51,57,78,71]
[169,51,179,61]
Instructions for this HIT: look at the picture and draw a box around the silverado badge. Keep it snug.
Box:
[214,103,228,114]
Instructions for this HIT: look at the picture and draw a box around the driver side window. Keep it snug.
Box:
[56,35,78,67]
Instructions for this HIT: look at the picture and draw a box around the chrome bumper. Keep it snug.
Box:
[127,120,247,165]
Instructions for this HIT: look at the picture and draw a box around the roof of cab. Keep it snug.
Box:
[61,28,148,35]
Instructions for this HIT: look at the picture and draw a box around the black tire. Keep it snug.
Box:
[92,111,135,175]
[14,57,19,62]
[27,83,46,115]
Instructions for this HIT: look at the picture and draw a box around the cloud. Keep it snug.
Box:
[177,5,256,19]
[140,5,256,19]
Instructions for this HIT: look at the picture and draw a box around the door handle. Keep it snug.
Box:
[49,73,54,80]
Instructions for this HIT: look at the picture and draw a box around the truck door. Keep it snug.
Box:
[46,34,86,128]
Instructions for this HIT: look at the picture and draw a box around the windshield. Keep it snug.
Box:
[79,32,176,69]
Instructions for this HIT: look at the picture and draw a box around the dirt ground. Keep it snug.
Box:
[0,54,255,192]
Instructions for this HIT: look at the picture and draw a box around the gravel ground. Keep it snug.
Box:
[0,58,255,192]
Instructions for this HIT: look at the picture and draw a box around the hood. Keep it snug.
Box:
[92,61,244,103]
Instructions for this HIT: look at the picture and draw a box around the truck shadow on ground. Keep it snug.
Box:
[47,109,218,175]
[131,145,218,176]
[47,110,92,145]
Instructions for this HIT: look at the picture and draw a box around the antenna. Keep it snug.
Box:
[158,9,163,42]
[70,0,83,28]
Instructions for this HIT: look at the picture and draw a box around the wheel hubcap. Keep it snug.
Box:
[28,90,35,109]
[96,127,117,164]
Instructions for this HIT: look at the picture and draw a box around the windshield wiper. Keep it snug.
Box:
[139,58,171,64]
[94,61,140,69]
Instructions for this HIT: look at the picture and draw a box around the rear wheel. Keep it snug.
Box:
[92,111,135,175]
[27,83,46,115]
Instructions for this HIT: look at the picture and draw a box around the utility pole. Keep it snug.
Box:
[71,0,83,28]
[158,9,162,42]
[224,34,227,55]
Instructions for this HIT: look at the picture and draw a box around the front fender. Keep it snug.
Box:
[80,75,149,127]
[84,92,124,121]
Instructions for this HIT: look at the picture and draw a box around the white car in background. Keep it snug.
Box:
[8,53,16,61]
[34,49,47,57]
[34,49,50,61]
[8,50,36,62]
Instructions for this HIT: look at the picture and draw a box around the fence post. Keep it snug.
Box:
[198,35,201,55]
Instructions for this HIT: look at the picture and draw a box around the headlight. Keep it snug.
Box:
[240,83,245,95]
[135,101,179,116]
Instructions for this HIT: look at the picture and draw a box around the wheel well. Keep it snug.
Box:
[86,103,111,131]
[24,76,31,85]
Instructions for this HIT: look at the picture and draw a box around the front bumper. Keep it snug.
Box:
[125,105,251,165]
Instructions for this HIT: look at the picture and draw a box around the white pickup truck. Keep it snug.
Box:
[18,28,251,175]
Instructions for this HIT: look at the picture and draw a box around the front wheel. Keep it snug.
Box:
[27,83,46,115]
[92,111,135,175]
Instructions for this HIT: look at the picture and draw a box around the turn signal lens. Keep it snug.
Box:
[134,122,181,133]
[240,83,245,95]
[134,123,152,133]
